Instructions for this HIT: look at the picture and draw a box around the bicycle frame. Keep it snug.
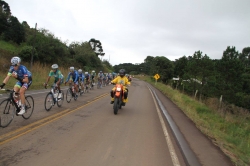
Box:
[0,89,34,127]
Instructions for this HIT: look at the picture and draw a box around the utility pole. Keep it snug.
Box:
[30,23,37,71]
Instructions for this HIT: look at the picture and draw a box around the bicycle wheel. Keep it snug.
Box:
[66,88,72,103]
[0,99,15,128]
[22,95,34,119]
[44,92,54,111]
[57,91,64,107]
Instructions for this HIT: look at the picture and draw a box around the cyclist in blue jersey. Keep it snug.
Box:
[78,69,85,93]
[64,67,79,96]
[84,72,90,90]
[0,56,32,115]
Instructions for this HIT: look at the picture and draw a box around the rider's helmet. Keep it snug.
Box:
[69,67,74,72]
[92,70,95,73]
[100,71,102,73]
[119,69,126,77]
[51,64,58,69]
[78,69,82,73]
[85,72,88,75]
[11,56,21,66]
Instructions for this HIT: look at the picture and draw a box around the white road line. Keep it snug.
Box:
[148,87,181,166]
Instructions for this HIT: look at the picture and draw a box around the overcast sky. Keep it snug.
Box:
[7,0,250,65]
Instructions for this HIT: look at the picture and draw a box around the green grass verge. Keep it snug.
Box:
[137,75,250,166]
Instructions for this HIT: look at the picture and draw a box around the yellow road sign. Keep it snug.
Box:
[154,74,160,80]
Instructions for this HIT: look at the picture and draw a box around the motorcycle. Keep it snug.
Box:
[112,83,125,115]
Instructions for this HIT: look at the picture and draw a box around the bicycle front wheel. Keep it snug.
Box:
[57,91,64,107]
[44,92,54,111]
[0,99,15,127]
[22,95,34,119]
[66,88,72,103]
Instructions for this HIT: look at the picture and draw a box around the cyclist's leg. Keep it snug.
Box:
[18,83,29,114]
[74,82,79,93]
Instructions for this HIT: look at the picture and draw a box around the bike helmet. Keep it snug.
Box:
[11,56,21,65]
[92,70,95,73]
[78,69,82,73]
[51,64,58,69]
[85,72,88,74]
[119,69,126,77]
[69,67,74,71]
[100,71,102,73]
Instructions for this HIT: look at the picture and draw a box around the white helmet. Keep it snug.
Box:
[85,72,88,74]
[92,70,95,73]
[78,69,82,73]
[11,56,21,65]
[51,64,58,69]
[69,67,74,71]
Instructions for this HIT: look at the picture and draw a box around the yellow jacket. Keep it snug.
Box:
[111,76,130,86]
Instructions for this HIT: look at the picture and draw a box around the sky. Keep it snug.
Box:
[6,0,250,66]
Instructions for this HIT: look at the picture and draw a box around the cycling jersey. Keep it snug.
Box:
[85,74,90,80]
[78,73,85,82]
[65,70,79,83]
[98,73,103,79]
[48,69,63,82]
[8,65,32,89]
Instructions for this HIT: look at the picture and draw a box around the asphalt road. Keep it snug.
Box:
[0,79,233,166]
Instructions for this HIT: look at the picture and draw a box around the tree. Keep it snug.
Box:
[0,0,11,35]
[239,47,250,69]
[150,56,174,83]
[3,16,25,44]
[215,46,244,104]
[173,56,188,78]
[88,38,105,57]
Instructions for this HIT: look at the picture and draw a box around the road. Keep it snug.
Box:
[0,79,233,166]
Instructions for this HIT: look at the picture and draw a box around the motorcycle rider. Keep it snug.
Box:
[110,69,130,106]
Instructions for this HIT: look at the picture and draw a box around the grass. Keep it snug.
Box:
[0,62,69,91]
[0,40,20,54]
[137,75,250,166]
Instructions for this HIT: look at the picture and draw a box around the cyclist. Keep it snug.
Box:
[103,73,107,86]
[0,56,32,115]
[44,64,64,99]
[110,69,130,106]
[84,71,90,90]
[64,67,79,97]
[107,73,112,84]
[90,70,96,88]
[78,69,85,93]
[97,71,104,88]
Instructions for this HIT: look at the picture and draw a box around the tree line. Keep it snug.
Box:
[114,46,250,110]
[0,0,113,72]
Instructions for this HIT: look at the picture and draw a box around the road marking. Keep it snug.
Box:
[0,93,109,146]
[148,87,180,166]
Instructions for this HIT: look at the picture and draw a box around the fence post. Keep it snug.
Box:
[194,90,198,99]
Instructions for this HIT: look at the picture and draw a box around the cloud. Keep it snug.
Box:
[7,0,250,65]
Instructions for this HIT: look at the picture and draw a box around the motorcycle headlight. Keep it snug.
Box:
[116,87,121,91]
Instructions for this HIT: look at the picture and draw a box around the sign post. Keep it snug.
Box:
[154,74,160,85]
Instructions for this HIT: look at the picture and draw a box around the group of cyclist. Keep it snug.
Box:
[0,56,131,115]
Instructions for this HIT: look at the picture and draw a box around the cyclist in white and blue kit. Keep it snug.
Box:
[78,69,85,93]
[0,56,32,115]
[65,67,79,97]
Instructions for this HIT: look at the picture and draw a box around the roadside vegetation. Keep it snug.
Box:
[138,75,250,166]
[1,1,250,165]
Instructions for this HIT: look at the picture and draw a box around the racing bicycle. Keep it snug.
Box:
[44,84,64,111]
[0,89,34,128]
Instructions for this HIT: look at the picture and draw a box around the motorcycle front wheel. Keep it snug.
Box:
[113,98,119,115]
